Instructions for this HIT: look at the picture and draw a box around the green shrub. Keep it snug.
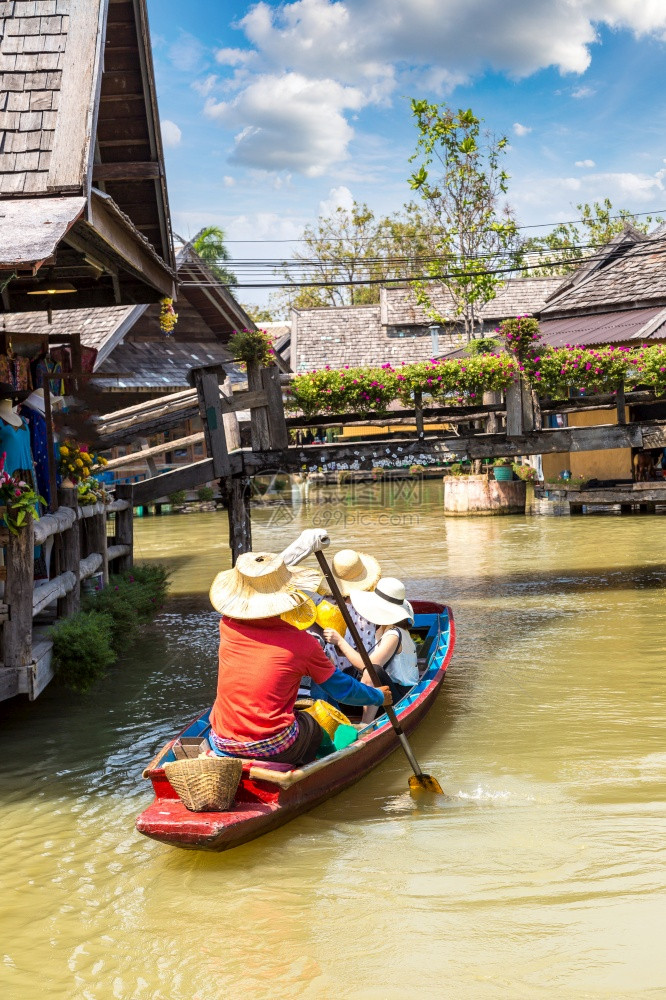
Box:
[512,463,538,482]
[448,463,470,477]
[52,611,115,694]
[196,486,215,502]
[493,457,512,467]
[409,464,426,475]
[168,489,187,507]
[82,564,170,654]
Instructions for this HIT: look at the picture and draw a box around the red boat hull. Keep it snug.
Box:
[136,604,454,852]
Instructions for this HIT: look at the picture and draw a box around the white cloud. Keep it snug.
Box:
[513,122,532,136]
[575,158,596,167]
[161,120,182,148]
[168,31,205,72]
[201,0,666,176]
[193,74,219,97]
[223,175,235,187]
[204,73,363,176]
[318,185,354,216]
[216,47,255,67]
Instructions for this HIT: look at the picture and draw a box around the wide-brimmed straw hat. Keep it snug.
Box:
[209,551,320,619]
[322,548,381,598]
[350,577,414,626]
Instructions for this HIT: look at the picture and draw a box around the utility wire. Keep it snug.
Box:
[179,238,666,290]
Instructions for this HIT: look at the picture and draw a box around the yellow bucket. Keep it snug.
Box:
[304,699,352,739]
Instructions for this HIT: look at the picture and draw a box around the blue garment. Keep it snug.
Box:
[0,416,36,487]
[20,405,51,505]
[313,668,385,709]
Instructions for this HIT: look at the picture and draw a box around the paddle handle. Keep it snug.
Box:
[314,551,426,780]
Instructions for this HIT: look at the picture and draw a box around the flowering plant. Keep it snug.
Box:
[228,327,274,367]
[159,297,178,335]
[77,476,112,507]
[0,452,45,534]
[58,441,95,485]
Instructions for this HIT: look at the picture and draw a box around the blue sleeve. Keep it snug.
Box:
[319,668,385,706]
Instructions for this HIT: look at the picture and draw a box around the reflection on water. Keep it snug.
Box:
[1,483,666,999]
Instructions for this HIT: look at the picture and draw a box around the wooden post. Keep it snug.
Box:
[190,366,231,477]
[83,511,109,585]
[505,378,535,437]
[57,486,80,618]
[3,515,34,669]
[261,365,289,450]
[221,380,242,452]
[616,382,626,425]
[221,477,252,565]
[414,390,425,439]
[247,362,271,451]
[483,390,502,434]
[114,484,134,573]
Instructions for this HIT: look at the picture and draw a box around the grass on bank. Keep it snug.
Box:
[51,564,170,693]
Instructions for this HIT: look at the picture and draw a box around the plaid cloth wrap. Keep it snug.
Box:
[209,718,300,759]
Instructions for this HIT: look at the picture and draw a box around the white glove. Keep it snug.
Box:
[281,528,330,567]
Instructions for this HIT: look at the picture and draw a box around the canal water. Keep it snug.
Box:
[1,483,665,999]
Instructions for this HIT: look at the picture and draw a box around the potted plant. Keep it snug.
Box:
[493,458,514,481]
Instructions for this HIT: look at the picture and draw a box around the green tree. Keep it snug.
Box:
[240,303,275,323]
[520,198,663,275]
[193,225,237,285]
[408,101,519,342]
[272,200,427,312]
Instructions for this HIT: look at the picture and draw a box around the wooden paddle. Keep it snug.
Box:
[315,551,443,795]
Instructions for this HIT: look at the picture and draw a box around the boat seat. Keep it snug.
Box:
[172,737,210,760]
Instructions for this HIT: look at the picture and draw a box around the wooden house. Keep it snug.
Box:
[536,225,666,482]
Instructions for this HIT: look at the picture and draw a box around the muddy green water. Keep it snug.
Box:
[1,483,665,999]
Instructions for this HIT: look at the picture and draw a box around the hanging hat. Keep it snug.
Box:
[322,548,382,597]
[350,577,414,626]
[209,551,321,619]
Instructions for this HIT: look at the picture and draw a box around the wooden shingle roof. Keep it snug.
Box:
[0,0,68,195]
[0,0,176,311]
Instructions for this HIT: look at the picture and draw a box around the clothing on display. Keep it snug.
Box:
[20,404,53,505]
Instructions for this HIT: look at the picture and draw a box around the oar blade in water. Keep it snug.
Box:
[409,773,444,795]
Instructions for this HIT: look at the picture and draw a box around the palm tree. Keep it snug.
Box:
[192,225,236,285]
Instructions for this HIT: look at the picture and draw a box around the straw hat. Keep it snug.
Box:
[209,551,321,619]
[322,548,381,597]
[350,578,414,626]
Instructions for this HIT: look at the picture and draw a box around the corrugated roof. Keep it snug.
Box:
[539,307,666,347]
[93,340,233,390]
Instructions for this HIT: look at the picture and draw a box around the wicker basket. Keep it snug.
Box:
[163,756,243,812]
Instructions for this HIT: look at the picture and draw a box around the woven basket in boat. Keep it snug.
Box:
[163,757,243,812]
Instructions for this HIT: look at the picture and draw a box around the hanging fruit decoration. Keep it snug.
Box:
[159,297,178,335]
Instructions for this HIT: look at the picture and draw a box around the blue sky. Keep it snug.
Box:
[146,0,666,303]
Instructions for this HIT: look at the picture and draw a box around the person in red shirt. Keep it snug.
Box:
[208,551,390,766]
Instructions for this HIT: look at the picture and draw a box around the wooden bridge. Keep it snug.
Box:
[94,361,666,560]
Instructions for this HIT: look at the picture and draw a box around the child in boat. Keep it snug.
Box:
[323,578,418,723]
[207,551,392,767]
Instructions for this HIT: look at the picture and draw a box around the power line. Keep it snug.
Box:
[179,237,666,290]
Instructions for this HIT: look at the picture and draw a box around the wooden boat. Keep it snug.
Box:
[136,601,455,852]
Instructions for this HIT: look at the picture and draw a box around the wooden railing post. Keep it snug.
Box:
[261,365,289,450]
[616,382,626,425]
[190,364,231,477]
[483,390,502,433]
[83,510,109,585]
[414,390,425,439]
[221,380,242,451]
[505,377,536,437]
[221,476,252,565]
[57,486,80,618]
[3,515,34,669]
[247,361,271,451]
[114,485,134,573]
